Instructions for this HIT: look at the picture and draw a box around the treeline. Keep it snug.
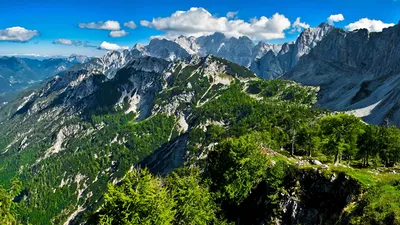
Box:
[296,113,400,167]
[191,80,400,167]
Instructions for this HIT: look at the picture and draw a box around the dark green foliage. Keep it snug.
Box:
[207,133,269,204]
[1,111,177,224]
[246,80,317,105]
[379,126,400,167]
[318,113,365,164]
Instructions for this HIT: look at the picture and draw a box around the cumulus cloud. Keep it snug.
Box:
[345,18,395,32]
[226,11,238,19]
[0,26,39,42]
[78,20,120,31]
[290,17,310,33]
[327,14,345,25]
[124,21,137,29]
[140,7,291,40]
[52,38,96,48]
[109,30,129,38]
[98,41,129,51]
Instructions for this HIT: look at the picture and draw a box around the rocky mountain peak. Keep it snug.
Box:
[283,22,400,126]
[317,22,332,29]
[125,56,171,74]
[292,22,334,65]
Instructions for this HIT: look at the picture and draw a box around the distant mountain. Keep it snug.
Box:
[66,54,91,64]
[142,32,283,67]
[130,25,332,79]
[283,21,400,126]
[0,55,89,104]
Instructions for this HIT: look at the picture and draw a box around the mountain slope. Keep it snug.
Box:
[0,54,268,224]
[283,21,400,126]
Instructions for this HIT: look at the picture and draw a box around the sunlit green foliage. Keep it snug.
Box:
[318,113,365,164]
[98,168,176,225]
[0,179,21,225]
[165,168,220,225]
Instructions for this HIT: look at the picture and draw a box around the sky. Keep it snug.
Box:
[0,0,399,57]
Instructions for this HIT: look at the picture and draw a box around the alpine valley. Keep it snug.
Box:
[1,20,400,225]
[0,54,90,106]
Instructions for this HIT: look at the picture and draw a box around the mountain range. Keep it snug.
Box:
[1,19,400,224]
[65,21,400,127]
[0,54,90,106]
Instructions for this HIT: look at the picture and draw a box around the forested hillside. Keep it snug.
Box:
[0,55,399,224]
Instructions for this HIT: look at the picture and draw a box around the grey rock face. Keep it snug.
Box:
[250,51,283,79]
[67,54,91,64]
[249,23,334,79]
[253,41,283,59]
[69,50,136,79]
[138,39,191,61]
[171,32,282,67]
[291,23,334,67]
[283,22,400,126]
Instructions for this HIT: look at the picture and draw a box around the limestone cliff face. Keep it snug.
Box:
[283,22,400,126]
[251,23,334,79]
[250,51,283,79]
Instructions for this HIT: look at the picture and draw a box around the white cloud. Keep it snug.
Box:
[78,20,121,31]
[109,30,129,38]
[124,21,137,29]
[98,41,129,51]
[140,20,150,27]
[290,17,310,33]
[345,18,395,32]
[140,7,291,40]
[52,38,96,48]
[53,38,84,46]
[0,27,39,42]
[226,11,238,19]
[327,14,345,25]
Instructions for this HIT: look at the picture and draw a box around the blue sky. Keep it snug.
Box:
[0,0,399,57]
